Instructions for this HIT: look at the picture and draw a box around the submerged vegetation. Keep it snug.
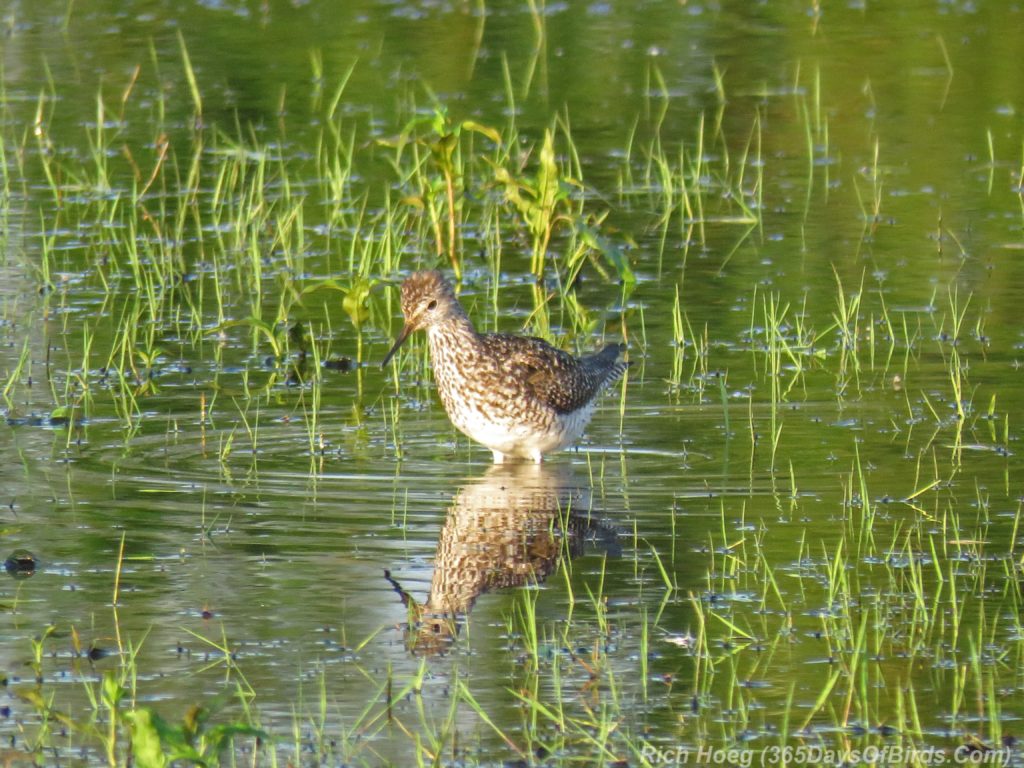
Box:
[1,1,1024,766]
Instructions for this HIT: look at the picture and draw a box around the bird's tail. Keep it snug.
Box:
[586,342,630,384]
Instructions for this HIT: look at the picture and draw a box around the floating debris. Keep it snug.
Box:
[4,550,37,578]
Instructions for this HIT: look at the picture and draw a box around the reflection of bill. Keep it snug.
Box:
[385,463,620,656]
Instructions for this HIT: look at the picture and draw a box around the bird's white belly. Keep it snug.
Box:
[452,401,595,461]
[427,328,611,462]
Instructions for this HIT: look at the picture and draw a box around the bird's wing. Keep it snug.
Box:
[482,335,627,415]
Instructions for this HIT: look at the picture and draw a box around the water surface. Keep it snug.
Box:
[2,0,1024,764]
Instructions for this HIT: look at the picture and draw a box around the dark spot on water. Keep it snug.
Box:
[323,357,353,372]
[959,741,990,757]
[201,608,213,619]
[4,550,37,577]
[87,646,107,661]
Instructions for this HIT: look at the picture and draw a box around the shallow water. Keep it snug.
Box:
[2,0,1024,765]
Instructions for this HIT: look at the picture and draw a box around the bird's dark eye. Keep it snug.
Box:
[426,300,438,311]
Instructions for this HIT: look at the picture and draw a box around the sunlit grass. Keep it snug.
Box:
[0,15,1021,768]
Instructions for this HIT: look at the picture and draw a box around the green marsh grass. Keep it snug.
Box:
[1,23,1023,768]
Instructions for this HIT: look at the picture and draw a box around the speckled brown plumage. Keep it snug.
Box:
[384,463,620,655]
[382,270,628,462]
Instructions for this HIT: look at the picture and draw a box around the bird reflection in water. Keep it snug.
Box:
[385,463,620,656]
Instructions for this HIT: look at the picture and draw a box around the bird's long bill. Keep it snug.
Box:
[381,324,414,368]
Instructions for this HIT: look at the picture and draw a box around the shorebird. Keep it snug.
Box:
[381,270,628,463]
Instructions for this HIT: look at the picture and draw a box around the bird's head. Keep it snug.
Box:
[381,270,460,367]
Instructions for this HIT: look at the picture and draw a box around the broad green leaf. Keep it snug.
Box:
[125,709,169,768]
[579,222,636,286]
[342,278,376,327]
[459,120,502,145]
